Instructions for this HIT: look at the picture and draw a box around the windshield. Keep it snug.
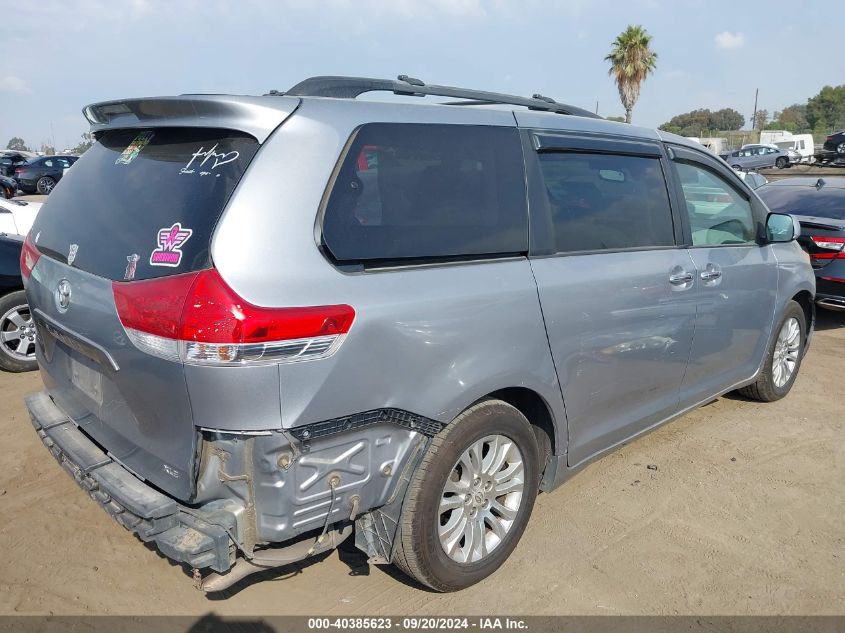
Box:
[757,185,845,220]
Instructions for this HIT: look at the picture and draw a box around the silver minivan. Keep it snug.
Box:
[23,76,815,593]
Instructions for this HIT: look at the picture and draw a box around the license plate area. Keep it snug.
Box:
[70,357,103,406]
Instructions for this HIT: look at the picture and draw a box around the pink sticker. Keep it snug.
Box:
[150,223,192,267]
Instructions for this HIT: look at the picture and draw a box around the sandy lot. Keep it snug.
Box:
[0,311,843,617]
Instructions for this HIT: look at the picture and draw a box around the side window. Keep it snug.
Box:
[42,159,53,168]
[321,123,527,264]
[536,152,675,253]
[674,161,756,246]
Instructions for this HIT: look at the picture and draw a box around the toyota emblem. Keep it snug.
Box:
[55,279,72,313]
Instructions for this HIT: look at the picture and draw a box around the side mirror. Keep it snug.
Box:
[766,212,800,242]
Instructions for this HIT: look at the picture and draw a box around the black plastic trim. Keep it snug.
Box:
[289,408,444,448]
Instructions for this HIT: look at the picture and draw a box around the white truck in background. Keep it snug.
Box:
[759,131,815,163]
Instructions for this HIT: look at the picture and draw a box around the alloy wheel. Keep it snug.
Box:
[0,304,37,361]
[772,317,800,388]
[437,434,525,564]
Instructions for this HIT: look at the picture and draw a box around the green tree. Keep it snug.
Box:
[69,132,94,155]
[605,25,658,124]
[658,107,743,136]
[777,104,809,131]
[753,109,769,131]
[5,137,28,151]
[806,85,845,132]
[710,108,744,131]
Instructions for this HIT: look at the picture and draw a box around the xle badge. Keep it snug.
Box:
[150,223,192,267]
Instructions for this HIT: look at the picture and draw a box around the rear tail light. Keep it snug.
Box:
[810,236,845,259]
[20,233,41,282]
[14,168,22,176]
[112,269,355,366]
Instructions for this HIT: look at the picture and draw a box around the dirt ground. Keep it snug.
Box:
[0,311,843,617]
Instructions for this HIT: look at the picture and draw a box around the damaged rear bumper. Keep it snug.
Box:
[26,390,436,585]
[26,391,238,573]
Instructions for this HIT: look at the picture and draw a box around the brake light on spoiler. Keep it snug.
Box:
[112,269,354,366]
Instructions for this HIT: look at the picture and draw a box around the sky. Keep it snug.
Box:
[1,0,842,151]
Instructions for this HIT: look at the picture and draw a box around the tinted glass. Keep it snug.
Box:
[757,184,845,220]
[537,152,675,252]
[31,127,258,280]
[675,161,755,245]
[321,123,527,263]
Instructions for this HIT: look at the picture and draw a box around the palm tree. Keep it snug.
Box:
[605,25,658,124]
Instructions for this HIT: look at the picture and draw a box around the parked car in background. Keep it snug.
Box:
[14,155,78,194]
[0,234,36,372]
[815,130,845,166]
[0,152,31,177]
[734,170,767,189]
[757,177,845,311]
[721,144,790,170]
[22,76,814,594]
[0,198,43,236]
[1,174,17,199]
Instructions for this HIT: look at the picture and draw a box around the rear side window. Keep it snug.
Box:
[30,128,258,281]
[537,152,675,252]
[321,123,527,264]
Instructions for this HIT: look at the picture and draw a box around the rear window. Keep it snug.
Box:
[321,123,527,265]
[30,127,258,281]
[757,185,845,220]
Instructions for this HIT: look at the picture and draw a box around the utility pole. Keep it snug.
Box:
[595,100,599,115]
[751,88,759,131]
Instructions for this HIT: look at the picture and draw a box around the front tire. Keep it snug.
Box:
[738,300,805,402]
[392,400,540,592]
[775,157,788,169]
[0,290,38,372]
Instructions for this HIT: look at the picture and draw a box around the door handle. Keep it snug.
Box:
[700,270,722,281]
[669,272,694,285]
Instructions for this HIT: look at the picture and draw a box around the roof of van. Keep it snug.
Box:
[81,74,706,153]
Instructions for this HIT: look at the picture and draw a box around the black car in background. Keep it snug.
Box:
[815,130,845,166]
[14,155,78,194]
[0,233,36,371]
[1,175,17,199]
[0,152,30,177]
[756,177,845,311]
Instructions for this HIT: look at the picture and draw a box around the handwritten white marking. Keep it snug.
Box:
[180,144,240,175]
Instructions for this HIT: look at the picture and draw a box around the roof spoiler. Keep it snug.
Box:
[82,95,300,143]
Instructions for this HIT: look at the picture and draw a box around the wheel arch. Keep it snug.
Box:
[476,386,559,466]
[791,289,815,346]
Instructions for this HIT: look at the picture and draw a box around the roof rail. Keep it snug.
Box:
[272,75,601,119]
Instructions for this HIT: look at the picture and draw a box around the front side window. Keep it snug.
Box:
[321,123,527,264]
[674,161,756,246]
[537,152,675,253]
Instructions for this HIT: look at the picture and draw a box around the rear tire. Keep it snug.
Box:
[392,400,540,592]
[0,290,38,373]
[731,164,742,170]
[36,176,55,195]
[738,300,805,402]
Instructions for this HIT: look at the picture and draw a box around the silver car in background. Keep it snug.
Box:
[722,144,791,170]
[22,75,815,593]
